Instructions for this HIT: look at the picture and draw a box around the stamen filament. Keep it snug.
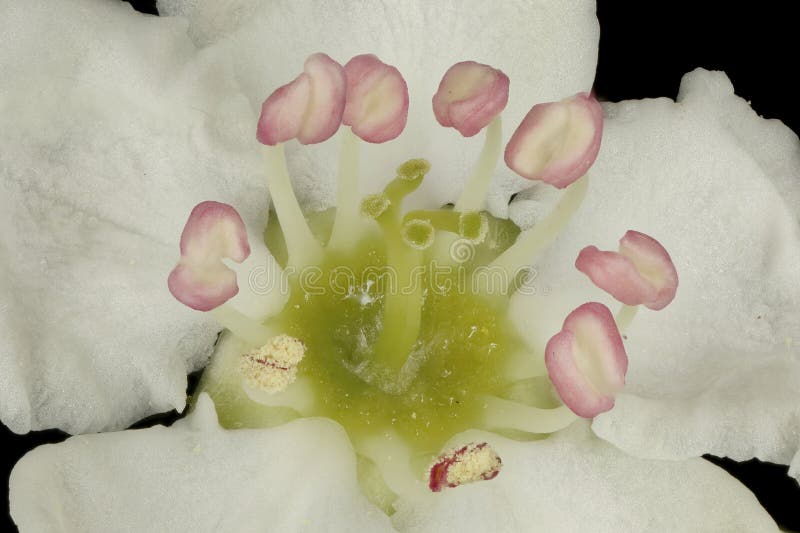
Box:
[353,429,423,497]
[242,375,315,415]
[210,304,276,346]
[501,349,547,381]
[614,304,639,334]
[224,240,287,320]
[327,128,363,250]
[478,394,577,434]
[489,175,590,290]
[454,116,503,211]
[263,144,323,268]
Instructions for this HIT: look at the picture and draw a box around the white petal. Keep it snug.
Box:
[1,0,598,433]
[157,0,599,213]
[509,70,800,465]
[392,424,777,532]
[0,0,273,433]
[10,394,394,532]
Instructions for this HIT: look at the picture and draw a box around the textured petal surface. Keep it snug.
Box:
[157,0,599,213]
[2,0,597,434]
[0,0,271,433]
[10,394,394,533]
[392,424,778,532]
[509,70,800,469]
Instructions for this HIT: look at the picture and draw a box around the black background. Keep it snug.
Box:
[2,0,798,530]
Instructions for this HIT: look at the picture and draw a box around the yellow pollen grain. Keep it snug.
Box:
[239,334,306,393]
[446,443,502,487]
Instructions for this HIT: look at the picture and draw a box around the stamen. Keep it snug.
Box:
[428,442,502,492]
[575,230,679,310]
[433,61,510,137]
[488,176,589,291]
[168,201,250,312]
[239,334,306,393]
[545,302,628,418]
[505,92,603,189]
[255,53,347,266]
[330,54,408,251]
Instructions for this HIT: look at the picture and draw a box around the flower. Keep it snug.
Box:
[3,0,799,532]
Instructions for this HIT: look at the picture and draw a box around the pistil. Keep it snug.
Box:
[400,219,435,250]
[362,160,430,373]
[402,209,488,244]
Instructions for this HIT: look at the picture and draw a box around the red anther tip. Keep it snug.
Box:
[432,61,509,137]
[343,54,409,143]
[168,201,250,311]
[545,302,628,418]
[257,53,346,146]
[505,92,603,188]
[576,230,679,311]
